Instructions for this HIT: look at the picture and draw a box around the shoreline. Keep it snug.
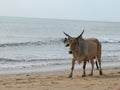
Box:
[0,61,120,75]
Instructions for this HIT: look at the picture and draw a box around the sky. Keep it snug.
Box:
[0,0,120,22]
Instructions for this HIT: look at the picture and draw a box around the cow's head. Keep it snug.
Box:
[63,30,84,48]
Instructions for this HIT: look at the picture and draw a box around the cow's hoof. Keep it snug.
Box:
[100,70,103,75]
[88,73,93,76]
[96,68,99,70]
[68,74,72,78]
[82,74,86,77]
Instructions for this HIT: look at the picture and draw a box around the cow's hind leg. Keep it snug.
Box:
[94,57,99,70]
[95,60,99,70]
[68,58,76,78]
[98,58,103,75]
[82,61,86,77]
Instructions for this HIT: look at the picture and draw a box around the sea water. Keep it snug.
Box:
[0,16,120,74]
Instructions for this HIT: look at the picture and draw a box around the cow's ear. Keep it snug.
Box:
[74,39,78,45]
[76,30,84,40]
[64,37,68,43]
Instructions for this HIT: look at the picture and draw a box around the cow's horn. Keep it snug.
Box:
[63,32,72,38]
[77,30,84,39]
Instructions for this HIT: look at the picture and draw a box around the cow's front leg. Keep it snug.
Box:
[89,59,94,76]
[68,58,76,78]
[82,61,86,77]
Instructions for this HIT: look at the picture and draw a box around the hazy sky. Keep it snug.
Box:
[0,0,120,22]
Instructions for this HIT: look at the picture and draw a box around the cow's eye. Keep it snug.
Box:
[69,40,72,42]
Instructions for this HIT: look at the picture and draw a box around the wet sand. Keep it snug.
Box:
[0,67,120,90]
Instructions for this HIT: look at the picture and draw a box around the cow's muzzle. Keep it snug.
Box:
[69,51,72,54]
[65,44,69,47]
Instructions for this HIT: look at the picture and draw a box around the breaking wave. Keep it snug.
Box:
[100,38,120,43]
[0,38,119,48]
[0,38,64,47]
[0,58,71,69]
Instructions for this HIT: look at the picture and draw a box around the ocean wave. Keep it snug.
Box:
[0,56,120,69]
[0,39,64,47]
[0,58,71,69]
[0,58,69,63]
[100,38,120,43]
[0,38,119,48]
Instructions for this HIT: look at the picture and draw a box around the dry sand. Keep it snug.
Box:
[0,67,120,90]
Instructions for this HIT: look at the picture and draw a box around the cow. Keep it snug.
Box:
[64,37,99,70]
[64,30,103,77]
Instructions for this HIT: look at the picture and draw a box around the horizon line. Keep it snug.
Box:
[0,16,120,23]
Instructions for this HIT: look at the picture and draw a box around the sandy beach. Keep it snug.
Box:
[0,67,119,90]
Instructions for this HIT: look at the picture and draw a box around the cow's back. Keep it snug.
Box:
[86,38,101,59]
[85,40,97,60]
